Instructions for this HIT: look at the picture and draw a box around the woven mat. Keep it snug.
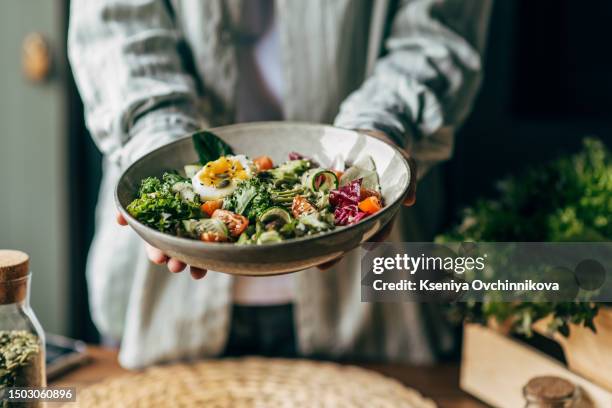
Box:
[67,358,436,407]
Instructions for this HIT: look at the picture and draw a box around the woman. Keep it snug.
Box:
[69,0,491,368]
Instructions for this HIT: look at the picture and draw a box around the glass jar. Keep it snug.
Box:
[0,250,46,407]
[523,376,579,407]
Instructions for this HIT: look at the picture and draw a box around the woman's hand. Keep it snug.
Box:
[357,129,417,206]
[319,129,417,270]
[116,213,208,279]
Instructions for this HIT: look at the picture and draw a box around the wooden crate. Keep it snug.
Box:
[532,308,612,391]
[460,324,612,407]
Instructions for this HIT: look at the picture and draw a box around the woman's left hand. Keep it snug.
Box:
[357,129,417,206]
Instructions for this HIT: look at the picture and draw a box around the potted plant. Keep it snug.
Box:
[437,138,611,390]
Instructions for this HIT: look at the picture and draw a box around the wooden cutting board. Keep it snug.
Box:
[460,324,612,407]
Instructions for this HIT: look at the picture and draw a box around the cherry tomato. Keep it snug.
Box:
[359,187,382,201]
[200,232,228,242]
[254,156,274,171]
[200,199,223,217]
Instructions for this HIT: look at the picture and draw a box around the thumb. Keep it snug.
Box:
[117,212,128,226]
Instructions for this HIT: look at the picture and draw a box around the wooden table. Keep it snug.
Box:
[52,347,487,408]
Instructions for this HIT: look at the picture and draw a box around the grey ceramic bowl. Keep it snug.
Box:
[116,122,411,275]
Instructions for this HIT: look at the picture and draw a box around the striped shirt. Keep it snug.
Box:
[69,0,492,368]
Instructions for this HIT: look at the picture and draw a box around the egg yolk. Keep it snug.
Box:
[198,157,249,187]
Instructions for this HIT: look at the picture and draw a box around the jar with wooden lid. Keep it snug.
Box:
[523,376,580,407]
[0,250,46,406]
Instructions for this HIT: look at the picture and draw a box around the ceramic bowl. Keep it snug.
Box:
[116,122,411,275]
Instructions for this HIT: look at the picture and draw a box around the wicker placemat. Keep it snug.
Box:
[67,357,436,407]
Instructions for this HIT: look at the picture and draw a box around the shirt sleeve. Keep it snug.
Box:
[334,0,493,177]
[68,0,206,167]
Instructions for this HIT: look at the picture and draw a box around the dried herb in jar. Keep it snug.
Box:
[0,330,43,407]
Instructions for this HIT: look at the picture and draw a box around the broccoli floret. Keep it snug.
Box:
[223,178,273,221]
[139,177,163,195]
[162,171,189,186]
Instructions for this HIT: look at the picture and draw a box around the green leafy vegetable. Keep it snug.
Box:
[127,172,202,232]
[192,130,234,164]
[298,212,334,232]
[162,172,187,186]
[267,159,311,184]
[230,182,258,215]
[223,178,273,220]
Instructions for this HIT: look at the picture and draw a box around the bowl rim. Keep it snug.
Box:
[115,121,411,250]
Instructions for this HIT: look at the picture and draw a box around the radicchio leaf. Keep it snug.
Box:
[288,152,304,161]
[288,152,319,167]
[329,178,368,225]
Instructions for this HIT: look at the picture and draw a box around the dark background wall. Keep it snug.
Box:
[447,0,612,217]
[65,0,612,341]
[64,1,101,342]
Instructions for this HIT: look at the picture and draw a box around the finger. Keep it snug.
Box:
[167,258,187,273]
[356,129,417,207]
[116,212,128,226]
[317,254,344,271]
[402,157,417,207]
[145,244,168,265]
[403,185,416,206]
[189,267,208,280]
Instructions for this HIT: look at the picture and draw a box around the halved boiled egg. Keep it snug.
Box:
[191,155,255,201]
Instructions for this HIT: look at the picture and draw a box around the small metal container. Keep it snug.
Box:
[523,376,579,407]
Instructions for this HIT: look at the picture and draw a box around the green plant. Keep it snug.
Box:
[437,138,611,336]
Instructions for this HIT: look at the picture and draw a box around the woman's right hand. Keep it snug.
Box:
[116,213,208,280]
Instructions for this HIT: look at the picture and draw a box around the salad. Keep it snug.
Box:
[126,131,385,244]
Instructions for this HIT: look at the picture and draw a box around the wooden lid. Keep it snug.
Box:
[0,250,30,281]
[524,376,575,401]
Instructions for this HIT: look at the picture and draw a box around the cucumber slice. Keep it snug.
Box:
[269,159,311,181]
[301,169,338,192]
[184,164,202,178]
[257,230,283,244]
[236,231,251,245]
[259,207,292,225]
[182,219,199,235]
[182,218,229,240]
[199,219,229,237]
